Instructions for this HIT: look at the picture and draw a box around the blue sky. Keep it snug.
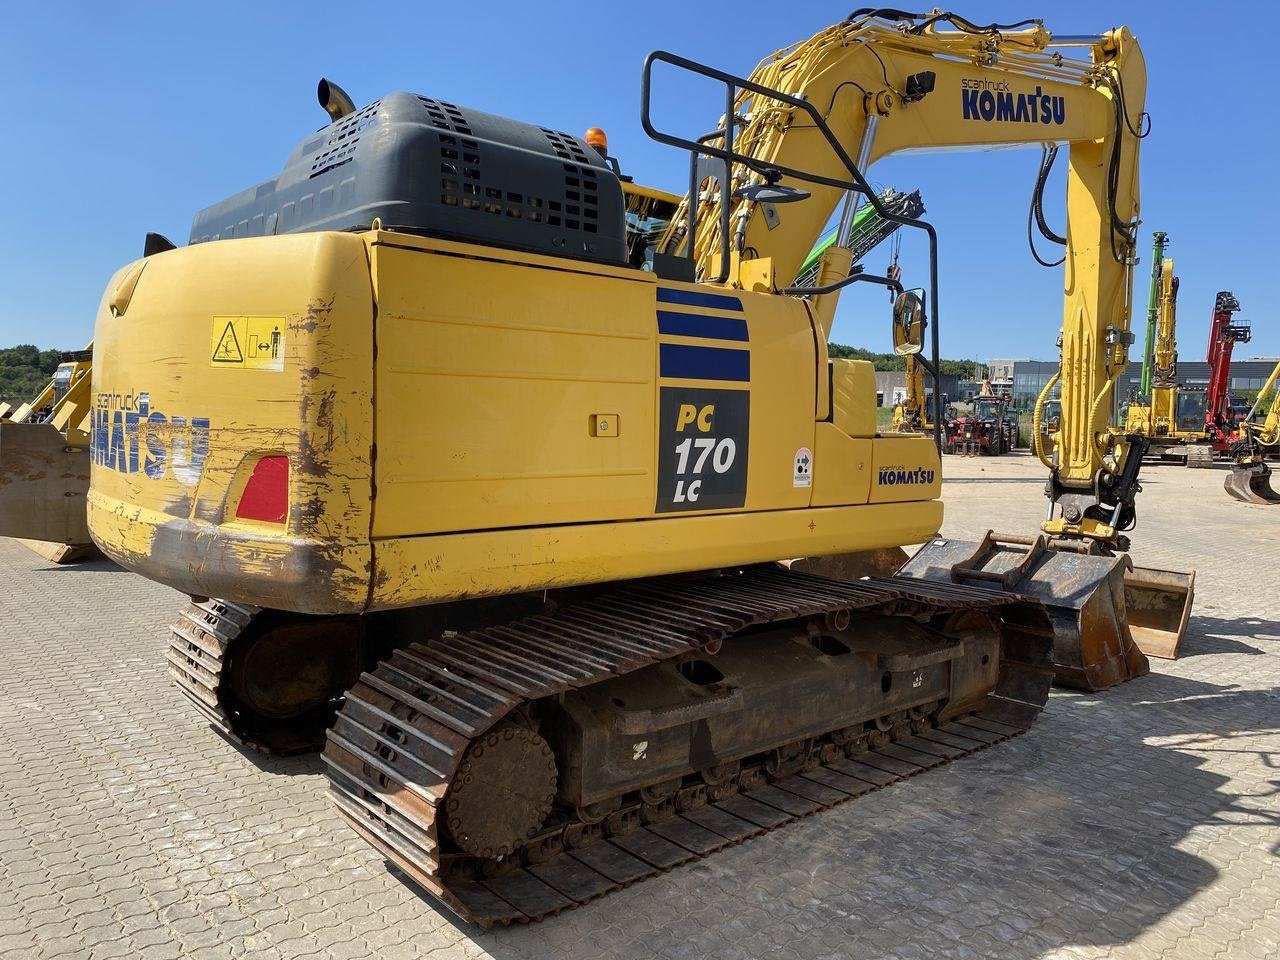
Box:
[1,1,1275,363]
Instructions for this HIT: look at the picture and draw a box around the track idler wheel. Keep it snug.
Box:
[228,618,363,721]
[175,609,366,754]
[1225,460,1280,504]
[444,724,557,859]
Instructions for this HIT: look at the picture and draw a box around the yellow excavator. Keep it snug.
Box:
[890,352,935,433]
[1124,233,1180,439]
[1226,360,1280,503]
[1122,233,1213,464]
[0,349,95,562]
[86,10,1191,924]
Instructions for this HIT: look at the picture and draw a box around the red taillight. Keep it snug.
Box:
[235,456,289,523]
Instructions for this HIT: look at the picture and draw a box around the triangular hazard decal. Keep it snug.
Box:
[212,321,244,363]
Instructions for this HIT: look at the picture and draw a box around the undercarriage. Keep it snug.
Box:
[167,566,1053,924]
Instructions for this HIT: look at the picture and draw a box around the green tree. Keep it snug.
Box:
[0,345,62,405]
[828,342,976,376]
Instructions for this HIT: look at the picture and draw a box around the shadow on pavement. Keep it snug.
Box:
[35,557,129,573]
[1177,614,1278,658]
[363,666,1279,960]
[215,727,326,777]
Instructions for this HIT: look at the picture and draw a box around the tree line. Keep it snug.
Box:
[0,345,63,404]
[828,342,978,377]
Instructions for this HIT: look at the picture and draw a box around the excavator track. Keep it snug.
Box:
[167,598,265,747]
[323,567,1054,925]
[167,598,361,755]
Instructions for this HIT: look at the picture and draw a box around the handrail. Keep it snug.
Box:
[640,48,945,449]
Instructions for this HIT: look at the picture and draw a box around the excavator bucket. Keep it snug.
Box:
[0,421,91,546]
[1123,566,1195,659]
[1224,461,1280,504]
[898,532,1153,691]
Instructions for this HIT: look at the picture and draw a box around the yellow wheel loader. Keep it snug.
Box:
[0,349,95,562]
[87,9,1189,924]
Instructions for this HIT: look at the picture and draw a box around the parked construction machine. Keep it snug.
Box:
[86,10,1191,924]
[1122,235,1223,465]
[889,352,938,434]
[0,349,95,562]
[1199,291,1250,463]
[1225,360,1280,503]
[1124,234,1184,445]
[943,388,1018,456]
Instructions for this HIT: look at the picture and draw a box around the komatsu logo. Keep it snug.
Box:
[91,391,210,485]
[961,78,1066,125]
[877,466,936,486]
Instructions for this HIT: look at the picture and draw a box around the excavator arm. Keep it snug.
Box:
[1244,364,1280,449]
[646,10,1193,680]
[1152,259,1179,390]
[1129,248,1180,439]
[892,352,928,431]
[651,10,1145,545]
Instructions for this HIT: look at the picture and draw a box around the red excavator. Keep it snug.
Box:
[1197,291,1250,463]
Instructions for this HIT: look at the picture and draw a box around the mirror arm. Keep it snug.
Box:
[781,268,902,298]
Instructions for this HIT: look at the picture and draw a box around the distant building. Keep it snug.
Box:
[1006,358,1280,408]
[987,358,1025,396]
[874,370,960,408]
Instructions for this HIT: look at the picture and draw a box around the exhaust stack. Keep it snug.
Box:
[317,78,356,122]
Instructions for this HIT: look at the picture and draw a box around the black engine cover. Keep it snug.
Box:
[189,92,627,265]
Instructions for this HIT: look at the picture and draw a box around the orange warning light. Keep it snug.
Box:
[584,127,608,152]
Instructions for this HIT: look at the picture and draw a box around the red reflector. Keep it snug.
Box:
[236,456,289,523]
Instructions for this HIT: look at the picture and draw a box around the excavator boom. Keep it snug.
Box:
[641,12,1189,675]
[1205,291,1249,444]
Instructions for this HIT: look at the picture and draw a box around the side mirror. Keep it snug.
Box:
[892,290,926,356]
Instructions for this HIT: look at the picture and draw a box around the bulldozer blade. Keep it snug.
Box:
[1224,462,1280,504]
[898,536,1150,691]
[0,421,91,545]
[1123,566,1195,660]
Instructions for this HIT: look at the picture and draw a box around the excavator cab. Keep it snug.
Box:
[1175,389,1207,434]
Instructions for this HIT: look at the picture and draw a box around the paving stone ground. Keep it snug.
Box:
[1,451,1277,960]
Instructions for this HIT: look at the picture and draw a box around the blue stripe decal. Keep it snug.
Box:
[656,310,749,342]
[657,288,744,312]
[659,343,750,382]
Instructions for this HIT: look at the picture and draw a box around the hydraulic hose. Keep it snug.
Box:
[1032,371,1060,469]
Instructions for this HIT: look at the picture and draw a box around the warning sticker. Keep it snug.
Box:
[210,317,285,371]
[793,447,813,488]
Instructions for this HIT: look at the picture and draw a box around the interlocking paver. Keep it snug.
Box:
[1,452,1277,959]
